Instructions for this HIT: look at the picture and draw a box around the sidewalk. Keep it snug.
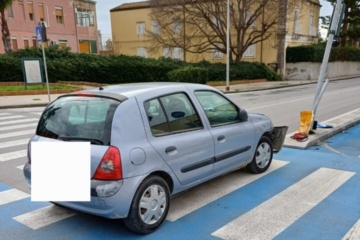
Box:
[0,79,313,109]
[0,78,359,149]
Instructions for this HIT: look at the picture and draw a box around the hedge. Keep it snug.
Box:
[0,46,280,82]
[168,66,209,83]
[287,45,360,63]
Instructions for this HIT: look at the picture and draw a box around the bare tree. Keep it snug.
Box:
[0,0,12,53]
[149,0,294,63]
[105,39,113,51]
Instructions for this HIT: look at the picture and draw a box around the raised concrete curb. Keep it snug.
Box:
[284,108,360,149]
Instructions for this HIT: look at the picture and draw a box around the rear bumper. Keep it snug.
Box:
[23,163,145,219]
[271,126,288,153]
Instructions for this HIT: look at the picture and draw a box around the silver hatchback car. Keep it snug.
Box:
[23,82,287,234]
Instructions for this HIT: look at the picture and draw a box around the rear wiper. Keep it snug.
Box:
[58,136,104,145]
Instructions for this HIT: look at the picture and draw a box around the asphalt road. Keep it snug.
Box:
[1,78,360,239]
[227,78,360,132]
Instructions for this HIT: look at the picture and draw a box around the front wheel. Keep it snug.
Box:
[246,136,273,174]
[123,176,170,234]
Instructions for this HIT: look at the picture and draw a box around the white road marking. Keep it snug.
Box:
[167,160,288,222]
[0,150,27,162]
[13,204,77,230]
[0,189,29,206]
[343,219,360,240]
[17,165,25,170]
[0,139,29,149]
[212,167,355,240]
[0,113,10,116]
[0,129,34,139]
[0,122,37,131]
[0,118,38,126]
[0,115,24,121]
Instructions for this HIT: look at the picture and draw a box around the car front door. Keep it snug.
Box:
[194,90,255,174]
[141,92,215,186]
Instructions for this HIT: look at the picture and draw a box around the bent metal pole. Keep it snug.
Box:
[311,0,343,130]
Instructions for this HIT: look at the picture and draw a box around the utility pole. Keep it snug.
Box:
[276,0,287,80]
[225,0,230,92]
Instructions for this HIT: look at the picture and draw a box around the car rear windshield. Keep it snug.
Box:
[36,96,121,146]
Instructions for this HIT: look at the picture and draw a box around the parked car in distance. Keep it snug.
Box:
[23,82,287,234]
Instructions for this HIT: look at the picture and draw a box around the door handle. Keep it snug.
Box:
[165,146,177,155]
[217,135,226,142]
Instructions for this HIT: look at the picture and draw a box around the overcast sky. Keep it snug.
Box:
[96,0,334,41]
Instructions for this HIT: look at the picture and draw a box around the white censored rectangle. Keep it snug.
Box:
[31,142,91,202]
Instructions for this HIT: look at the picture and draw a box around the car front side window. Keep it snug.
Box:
[195,91,240,127]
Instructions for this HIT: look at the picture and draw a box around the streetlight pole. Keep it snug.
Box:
[225,0,230,92]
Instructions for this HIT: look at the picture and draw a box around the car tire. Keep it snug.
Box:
[246,136,273,174]
[123,175,170,234]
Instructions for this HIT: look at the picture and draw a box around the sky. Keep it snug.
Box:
[95,0,334,42]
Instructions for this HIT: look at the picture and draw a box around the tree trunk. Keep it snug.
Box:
[340,6,349,47]
[0,9,12,53]
[276,0,287,80]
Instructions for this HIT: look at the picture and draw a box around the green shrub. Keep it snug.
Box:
[168,66,209,83]
[287,45,360,62]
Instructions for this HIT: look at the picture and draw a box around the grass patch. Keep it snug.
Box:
[0,84,77,92]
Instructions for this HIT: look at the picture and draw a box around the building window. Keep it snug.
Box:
[38,3,45,21]
[173,47,183,60]
[76,8,95,27]
[293,9,300,34]
[152,21,159,35]
[11,38,18,51]
[18,1,25,20]
[137,47,147,58]
[163,47,171,58]
[59,40,67,48]
[137,22,145,35]
[246,12,256,28]
[7,5,14,18]
[212,45,223,59]
[55,6,64,24]
[173,19,182,34]
[32,37,37,47]
[28,2,34,21]
[23,38,29,48]
[243,44,256,58]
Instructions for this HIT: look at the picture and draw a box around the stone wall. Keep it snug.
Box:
[286,62,360,80]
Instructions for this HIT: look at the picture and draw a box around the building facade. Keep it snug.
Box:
[110,0,321,65]
[1,0,99,54]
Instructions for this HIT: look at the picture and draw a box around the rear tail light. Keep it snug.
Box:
[93,146,122,180]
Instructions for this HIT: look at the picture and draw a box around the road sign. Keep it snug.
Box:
[35,26,42,43]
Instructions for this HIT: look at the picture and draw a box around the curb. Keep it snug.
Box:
[284,108,360,149]
[0,103,50,109]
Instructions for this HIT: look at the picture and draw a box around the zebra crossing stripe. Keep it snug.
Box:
[13,204,77,230]
[0,123,37,131]
[167,159,288,221]
[0,139,29,149]
[0,150,27,162]
[0,115,24,121]
[0,129,34,139]
[343,219,360,240]
[0,118,38,126]
[0,189,29,206]
[212,168,355,240]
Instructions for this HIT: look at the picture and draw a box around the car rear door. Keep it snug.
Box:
[194,90,255,174]
[139,92,215,186]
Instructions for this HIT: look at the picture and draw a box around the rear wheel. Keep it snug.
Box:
[246,136,273,174]
[123,176,170,234]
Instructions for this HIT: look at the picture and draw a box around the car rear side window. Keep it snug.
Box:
[36,96,120,145]
[145,93,203,135]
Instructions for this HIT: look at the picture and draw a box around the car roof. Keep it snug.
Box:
[65,82,216,100]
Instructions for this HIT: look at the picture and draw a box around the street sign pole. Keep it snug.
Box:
[311,0,343,131]
[36,25,51,102]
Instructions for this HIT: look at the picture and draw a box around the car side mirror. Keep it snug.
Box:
[239,109,248,122]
